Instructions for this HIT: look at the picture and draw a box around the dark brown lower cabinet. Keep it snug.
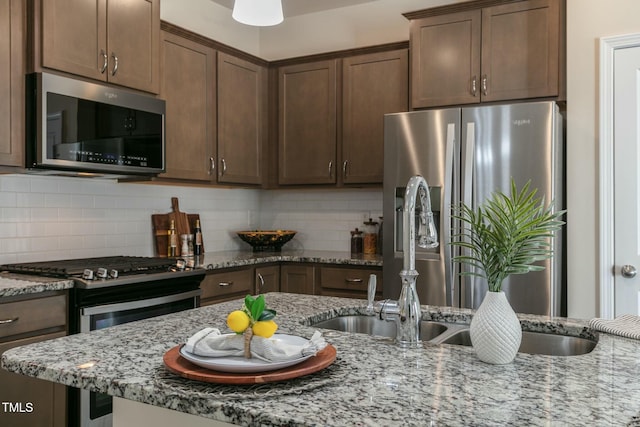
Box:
[0,292,67,427]
[280,264,316,295]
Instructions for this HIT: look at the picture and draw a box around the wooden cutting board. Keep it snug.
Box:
[152,197,203,257]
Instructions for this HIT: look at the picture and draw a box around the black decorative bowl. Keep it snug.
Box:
[236,230,297,252]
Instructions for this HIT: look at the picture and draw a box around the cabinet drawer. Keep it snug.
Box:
[320,267,381,292]
[200,269,254,301]
[0,294,67,340]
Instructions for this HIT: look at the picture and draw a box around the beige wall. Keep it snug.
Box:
[566,0,640,318]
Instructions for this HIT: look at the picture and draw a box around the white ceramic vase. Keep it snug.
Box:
[469,291,522,364]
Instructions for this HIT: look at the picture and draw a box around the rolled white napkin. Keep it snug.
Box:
[589,314,640,340]
[184,328,327,363]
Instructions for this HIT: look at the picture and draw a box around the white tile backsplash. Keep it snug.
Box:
[0,175,383,263]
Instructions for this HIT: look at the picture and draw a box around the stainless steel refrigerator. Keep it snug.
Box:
[382,101,564,316]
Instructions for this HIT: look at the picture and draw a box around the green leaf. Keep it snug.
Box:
[449,178,566,292]
[250,295,265,321]
[244,294,255,312]
[258,309,277,321]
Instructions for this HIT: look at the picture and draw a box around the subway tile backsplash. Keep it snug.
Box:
[0,175,382,263]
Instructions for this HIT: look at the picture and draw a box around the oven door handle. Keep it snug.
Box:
[80,289,201,317]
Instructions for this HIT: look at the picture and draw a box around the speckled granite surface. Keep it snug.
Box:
[0,274,73,298]
[199,249,383,269]
[0,250,380,299]
[3,293,640,426]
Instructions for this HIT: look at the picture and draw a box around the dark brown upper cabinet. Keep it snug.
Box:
[278,60,338,185]
[39,0,160,94]
[159,30,216,182]
[409,0,564,108]
[217,52,267,185]
[341,49,408,185]
[0,0,25,167]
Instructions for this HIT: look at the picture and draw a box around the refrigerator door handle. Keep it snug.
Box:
[461,121,476,307]
[443,123,456,307]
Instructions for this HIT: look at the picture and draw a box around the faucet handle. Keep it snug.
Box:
[366,274,377,314]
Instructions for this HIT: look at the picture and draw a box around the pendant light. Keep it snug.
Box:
[232,0,284,27]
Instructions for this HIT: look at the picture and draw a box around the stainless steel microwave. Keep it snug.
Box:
[26,72,165,177]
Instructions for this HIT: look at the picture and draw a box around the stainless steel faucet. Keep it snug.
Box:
[369,175,438,348]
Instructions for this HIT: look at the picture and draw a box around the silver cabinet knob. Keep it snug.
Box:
[621,264,637,278]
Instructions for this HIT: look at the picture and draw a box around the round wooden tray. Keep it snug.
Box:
[163,344,337,385]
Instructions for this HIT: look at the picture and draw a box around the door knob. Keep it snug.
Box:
[621,264,637,278]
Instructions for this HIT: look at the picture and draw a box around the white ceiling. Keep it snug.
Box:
[210,0,379,18]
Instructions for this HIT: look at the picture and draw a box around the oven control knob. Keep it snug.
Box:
[109,269,119,279]
[82,269,94,280]
[97,268,108,279]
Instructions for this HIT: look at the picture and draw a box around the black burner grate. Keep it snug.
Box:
[0,256,175,278]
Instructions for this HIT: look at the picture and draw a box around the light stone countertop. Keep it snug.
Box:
[3,292,640,426]
[197,249,383,269]
[0,274,74,298]
[0,250,381,299]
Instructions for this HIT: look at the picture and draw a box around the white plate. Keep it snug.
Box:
[179,333,312,373]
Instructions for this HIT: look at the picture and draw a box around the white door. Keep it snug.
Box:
[614,45,640,316]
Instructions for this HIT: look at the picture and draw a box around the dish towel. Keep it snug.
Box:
[184,328,327,362]
[588,314,640,340]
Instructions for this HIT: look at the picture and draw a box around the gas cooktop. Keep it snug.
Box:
[0,256,204,289]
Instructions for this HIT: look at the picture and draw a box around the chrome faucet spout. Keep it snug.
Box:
[377,175,438,348]
[373,175,438,347]
[402,175,439,272]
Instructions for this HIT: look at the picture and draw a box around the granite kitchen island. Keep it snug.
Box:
[3,292,640,426]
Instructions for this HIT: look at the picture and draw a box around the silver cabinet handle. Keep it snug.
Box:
[100,49,108,74]
[0,317,19,325]
[258,273,265,290]
[622,265,637,278]
[342,160,348,178]
[481,74,488,96]
[220,158,227,176]
[328,160,333,177]
[111,53,119,76]
[218,281,233,287]
[345,278,363,284]
[471,75,477,97]
[209,157,215,175]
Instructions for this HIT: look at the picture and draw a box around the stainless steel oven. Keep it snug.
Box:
[79,289,200,427]
[0,256,205,427]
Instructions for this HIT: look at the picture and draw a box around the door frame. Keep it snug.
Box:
[598,33,640,318]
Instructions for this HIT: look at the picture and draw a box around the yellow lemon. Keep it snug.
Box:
[226,310,250,333]
[252,320,278,338]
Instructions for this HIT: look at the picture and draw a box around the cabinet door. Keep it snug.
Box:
[42,0,107,82]
[342,49,408,184]
[481,0,560,102]
[0,332,67,427]
[106,0,160,93]
[217,52,265,185]
[159,31,216,181]
[319,266,382,299]
[278,60,337,185]
[0,0,25,167]
[410,10,481,108]
[255,265,280,294]
[200,268,254,306]
[280,265,315,295]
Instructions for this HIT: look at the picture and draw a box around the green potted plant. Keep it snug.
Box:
[450,179,565,364]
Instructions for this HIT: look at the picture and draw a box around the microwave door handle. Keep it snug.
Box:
[443,122,456,307]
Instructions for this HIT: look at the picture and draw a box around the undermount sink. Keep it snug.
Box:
[309,314,598,356]
[311,315,448,341]
[440,329,597,356]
